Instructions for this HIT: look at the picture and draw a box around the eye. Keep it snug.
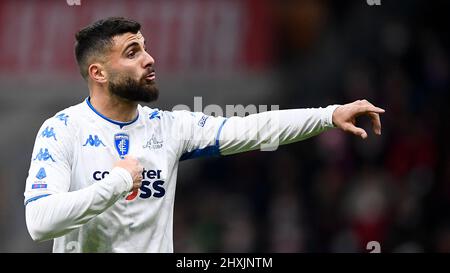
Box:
[127,50,136,59]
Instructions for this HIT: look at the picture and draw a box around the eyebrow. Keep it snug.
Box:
[122,41,145,54]
[122,42,139,54]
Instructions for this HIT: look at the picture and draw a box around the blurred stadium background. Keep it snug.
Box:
[0,0,449,252]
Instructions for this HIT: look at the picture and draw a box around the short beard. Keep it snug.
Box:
[108,74,159,103]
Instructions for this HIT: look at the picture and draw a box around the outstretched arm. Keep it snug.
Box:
[218,100,384,156]
[176,99,384,160]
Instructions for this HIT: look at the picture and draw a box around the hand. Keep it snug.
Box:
[332,99,385,139]
[114,156,143,191]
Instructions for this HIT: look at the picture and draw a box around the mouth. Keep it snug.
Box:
[144,72,156,81]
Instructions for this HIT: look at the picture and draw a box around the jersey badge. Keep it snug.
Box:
[114,133,130,158]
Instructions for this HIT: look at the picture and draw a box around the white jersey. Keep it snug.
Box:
[24,97,338,253]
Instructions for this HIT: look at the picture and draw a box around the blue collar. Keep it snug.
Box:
[85,97,139,129]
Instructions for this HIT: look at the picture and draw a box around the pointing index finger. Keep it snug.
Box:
[368,112,382,135]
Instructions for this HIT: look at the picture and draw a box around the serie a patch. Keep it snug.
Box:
[32,184,47,189]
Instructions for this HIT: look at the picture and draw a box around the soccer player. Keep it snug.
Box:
[24,17,385,252]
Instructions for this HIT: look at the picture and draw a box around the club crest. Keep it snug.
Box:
[114,133,130,158]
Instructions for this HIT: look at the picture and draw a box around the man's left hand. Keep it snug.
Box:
[332,99,385,139]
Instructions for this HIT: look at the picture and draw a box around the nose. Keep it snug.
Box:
[142,50,155,68]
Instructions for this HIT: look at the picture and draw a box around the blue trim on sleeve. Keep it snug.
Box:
[25,194,51,206]
[215,118,228,149]
[179,118,228,161]
[85,97,139,129]
[179,145,219,161]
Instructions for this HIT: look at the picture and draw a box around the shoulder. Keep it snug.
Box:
[37,102,85,138]
[139,105,185,123]
[139,106,221,126]
[31,103,86,161]
[142,105,205,119]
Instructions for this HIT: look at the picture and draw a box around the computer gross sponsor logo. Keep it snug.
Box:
[92,168,165,200]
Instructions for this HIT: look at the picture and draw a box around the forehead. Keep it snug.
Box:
[112,31,145,48]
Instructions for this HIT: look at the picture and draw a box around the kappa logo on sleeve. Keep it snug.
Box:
[149,110,161,120]
[41,127,57,141]
[55,113,69,126]
[33,148,56,162]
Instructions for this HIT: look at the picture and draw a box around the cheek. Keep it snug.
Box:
[124,64,142,79]
[112,64,140,80]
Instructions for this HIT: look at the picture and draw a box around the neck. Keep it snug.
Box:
[89,90,138,123]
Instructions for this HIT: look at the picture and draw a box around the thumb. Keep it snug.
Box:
[344,123,368,139]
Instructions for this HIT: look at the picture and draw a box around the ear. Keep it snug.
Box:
[88,63,108,83]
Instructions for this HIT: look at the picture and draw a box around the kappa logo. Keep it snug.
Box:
[149,110,161,120]
[143,134,163,150]
[114,133,130,158]
[41,127,57,141]
[83,135,106,147]
[55,113,69,126]
[33,148,56,162]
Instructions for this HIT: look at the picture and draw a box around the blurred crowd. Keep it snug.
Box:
[0,0,448,252]
[174,0,450,253]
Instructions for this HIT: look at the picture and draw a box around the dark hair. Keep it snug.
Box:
[75,17,141,80]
